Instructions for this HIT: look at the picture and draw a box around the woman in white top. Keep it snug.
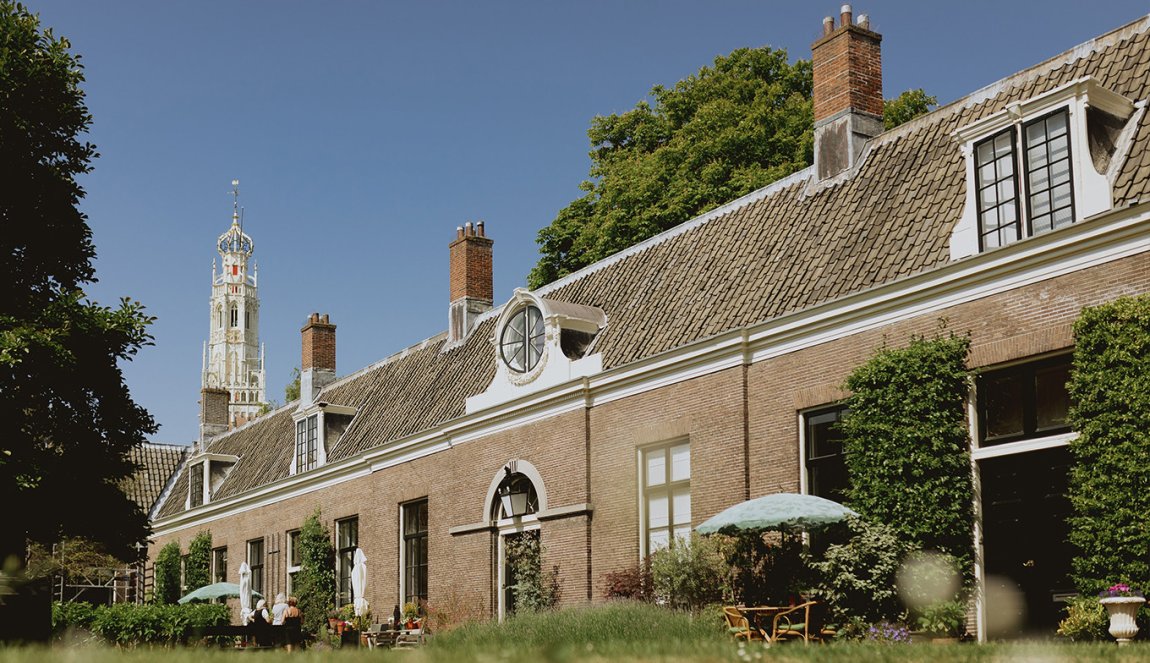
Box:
[271,593,289,626]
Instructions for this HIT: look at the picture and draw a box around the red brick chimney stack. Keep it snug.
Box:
[199,387,229,445]
[300,313,336,404]
[448,221,494,343]
[811,4,883,181]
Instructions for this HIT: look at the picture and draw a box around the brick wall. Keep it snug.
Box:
[812,13,882,123]
[449,222,494,303]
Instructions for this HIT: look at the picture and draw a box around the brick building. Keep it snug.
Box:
[148,7,1150,640]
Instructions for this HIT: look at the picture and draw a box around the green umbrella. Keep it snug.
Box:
[178,582,263,604]
[696,492,857,535]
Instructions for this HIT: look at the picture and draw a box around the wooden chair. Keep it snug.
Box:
[806,601,837,643]
[722,606,764,641]
[768,601,815,643]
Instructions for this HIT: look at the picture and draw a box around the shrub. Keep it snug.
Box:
[842,332,974,580]
[295,508,336,638]
[1057,595,1108,641]
[649,533,731,613]
[505,531,559,614]
[602,557,653,602]
[810,517,915,627]
[153,540,182,605]
[185,531,212,591]
[1068,295,1150,594]
[67,602,228,646]
[51,600,96,634]
[913,599,966,637]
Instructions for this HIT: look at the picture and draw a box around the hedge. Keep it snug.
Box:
[1068,295,1150,593]
[52,601,229,646]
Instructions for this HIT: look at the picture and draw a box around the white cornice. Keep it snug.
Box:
[152,201,1150,537]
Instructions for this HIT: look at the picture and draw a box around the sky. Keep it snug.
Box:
[27,0,1150,445]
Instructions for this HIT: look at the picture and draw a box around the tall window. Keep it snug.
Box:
[295,415,318,472]
[642,441,690,555]
[286,530,301,596]
[212,546,228,584]
[247,539,264,596]
[804,406,850,503]
[189,463,204,507]
[402,500,429,606]
[336,517,358,607]
[230,304,239,328]
[975,108,1074,250]
[978,354,1072,447]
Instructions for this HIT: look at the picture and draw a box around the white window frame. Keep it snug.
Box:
[637,439,691,561]
[289,403,355,475]
[951,77,1137,260]
[286,530,301,596]
[399,499,429,608]
[247,538,264,596]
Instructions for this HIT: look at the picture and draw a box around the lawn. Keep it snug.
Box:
[6,602,1148,662]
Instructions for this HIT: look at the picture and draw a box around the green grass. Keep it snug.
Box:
[6,602,1150,662]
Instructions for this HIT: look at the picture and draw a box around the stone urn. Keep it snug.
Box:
[1100,596,1145,645]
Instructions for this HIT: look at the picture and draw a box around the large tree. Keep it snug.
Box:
[528,47,812,288]
[528,49,938,289]
[0,1,156,566]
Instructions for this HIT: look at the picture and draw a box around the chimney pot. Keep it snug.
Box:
[477,220,485,237]
[456,225,464,240]
[858,13,869,29]
[823,16,834,35]
[840,4,852,26]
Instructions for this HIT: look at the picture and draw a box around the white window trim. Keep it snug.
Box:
[951,77,1138,260]
[398,498,428,607]
[286,530,300,596]
[289,403,355,475]
[637,438,690,561]
[186,453,239,509]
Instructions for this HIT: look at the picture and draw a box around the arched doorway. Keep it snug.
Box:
[488,462,543,619]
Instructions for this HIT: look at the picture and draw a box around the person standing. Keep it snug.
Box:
[271,593,289,626]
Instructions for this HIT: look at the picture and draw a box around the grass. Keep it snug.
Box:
[7,602,1150,662]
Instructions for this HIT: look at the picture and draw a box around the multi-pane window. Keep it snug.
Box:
[642,442,690,554]
[212,546,228,584]
[295,414,318,472]
[975,108,1074,250]
[247,539,264,596]
[978,354,1072,447]
[402,500,429,606]
[189,463,204,507]
[286,530,301,596]
[804,406,850,504]
[336,517,358,607]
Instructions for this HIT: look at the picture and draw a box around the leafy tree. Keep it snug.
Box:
[24,537,125,581]
[0,0,156,566]
[883,89,937,130]
[285,366,301,402]
[528,47,813,288]
[152,541,182,605]
[185,531,212,591]
[841,333,974,579]
[1067,295,1150,593]
[295,508,335,637]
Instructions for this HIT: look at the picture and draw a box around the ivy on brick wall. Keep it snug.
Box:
[185,531,212,591]
[296,508,336,637]
[1068,295,1150,593]
[841,333,974,579]
[153,540,182,605]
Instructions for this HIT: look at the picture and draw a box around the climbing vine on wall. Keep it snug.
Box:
[152,540,182,605]
[1068,295,1150,593]
[185,530,212,591]
[841,332,974,580]
[296,508,336,636]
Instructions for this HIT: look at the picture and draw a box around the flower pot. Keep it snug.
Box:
[1100,596,1145,645]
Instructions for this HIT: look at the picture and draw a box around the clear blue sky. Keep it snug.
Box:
[29,0,1150,445]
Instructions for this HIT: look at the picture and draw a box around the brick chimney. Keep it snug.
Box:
[812,4,883,181]
[300,313,336,405]
[199,387,229,445]
[448,221,494,343]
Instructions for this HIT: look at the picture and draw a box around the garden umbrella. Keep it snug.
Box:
[351,548,368,617]
[239,561,252,623]
[696,492,857,535]
[177,581,263,604]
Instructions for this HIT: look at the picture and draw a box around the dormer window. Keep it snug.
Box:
[951,77,1139,260]
[290,402,355,475]
[500,305,545,373]
[186,453,238,508]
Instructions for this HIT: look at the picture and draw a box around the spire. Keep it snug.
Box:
[232,178,240,222]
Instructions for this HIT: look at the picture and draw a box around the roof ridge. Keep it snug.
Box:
[535,166,814,296]
[139,441,191,451]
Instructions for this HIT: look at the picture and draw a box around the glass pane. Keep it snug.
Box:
[978,162,996,187]
[806,409,844,459]
[670,443,690,481]
[1050,137,1069,161]
[1032,191,1050,216]
[1001,200,1017,225]
[983,229,1001,249]
[648,494,669,529]
[1029,166,1049,192]
[1047,110,1068,136]
[1026,120,1046,144]
[646,451,666,486]
[1032,213,1053,234]
[997,155,1014,178]
[984,374,1024,440]
[981,183,998,206]
[997,180,1014,204]
[1027,144,1047,169]
[994,132,1012,155]
[1052,183,1072,207]
[1051,157,1070,184]
[649,529,670,552]
[673,525,692,543]
[289,532,300,566]
[1035,363,1071,431]
[672,487,691,525]
[976,140,995,165]
[1053,206,1074,228]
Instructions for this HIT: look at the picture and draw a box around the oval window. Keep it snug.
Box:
[500,305,545,373]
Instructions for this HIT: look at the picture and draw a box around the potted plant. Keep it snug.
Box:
[327,609,341,633]
[402,601,420,630]
[1099,583,1145,645]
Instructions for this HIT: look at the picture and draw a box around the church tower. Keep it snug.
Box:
[202,180,266,430]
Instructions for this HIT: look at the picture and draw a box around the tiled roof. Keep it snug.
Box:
[156,14,1150,519]
[124,442,187,515]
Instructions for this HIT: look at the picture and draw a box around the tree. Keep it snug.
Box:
[284,367,301,402]
[185,531,211,591]
[884,89,938,130]
[152,541,182,605]
[295,509,335,637]
[528,47,813,288]
[0,1,156,567]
